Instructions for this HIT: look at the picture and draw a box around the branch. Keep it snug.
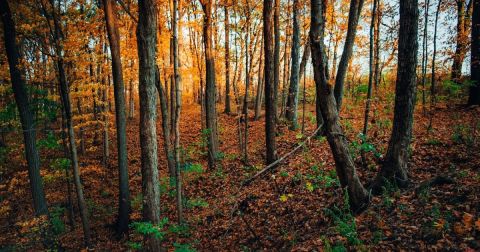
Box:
[242,124,323,186]
[116,0,138,23]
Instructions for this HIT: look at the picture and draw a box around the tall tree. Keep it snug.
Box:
[333,0,365,110]
[201,0,219,170]
[285,0,301,129]
[224,5,232,114]
[310,0,369,212]
[43,0,92,246]
[102,0,130,235]
[470,0,480,105]
[0,0,49,217]
[420,0,430,114]
[372,0,419,191]
[273,0,280,119]
[137,0,162,249]
[451,0,473,82]
[431,0,443,107]
[264,0,277,163]
[363,0,378,141]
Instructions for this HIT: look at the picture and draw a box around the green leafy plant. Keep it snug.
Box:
[186,198,209,209]
[130,218,169,241]
[324,193,362,246]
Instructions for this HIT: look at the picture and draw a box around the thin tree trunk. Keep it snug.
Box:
[310,0,369,212]
[333,0,365,110]
[103,0,130,235]
[372,0,419,192]
[451,0,473,83]
[431,0,443,108]
[421,0,430,115]
[273,0,280,122]
[286,0,301,129]
[224,6,232,114]
[264,0,277,164]
[201,0,219,170]
[469,0,480,105]
[0,0,49,217]
[363,0,377,139]
[137,0,162,249]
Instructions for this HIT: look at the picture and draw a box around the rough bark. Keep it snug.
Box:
[451,0,473,82]
[254,37,264,120]
[372,0,419,191]
[137,0,162,250]
[264,0,277,164]
[103,0,130,235]
[285,0,301,129]
[310,0,369,212]
[273,0,280,120]
[0,0,49,217]
[201,0,219,170]
[470,0,480,105]
[333,0,365,110]
[224,6,232,114]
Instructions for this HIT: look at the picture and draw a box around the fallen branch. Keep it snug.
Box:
[242,124,323,186]
[414,175,455,196]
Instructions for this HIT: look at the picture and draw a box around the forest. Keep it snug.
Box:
[0,0,479,250]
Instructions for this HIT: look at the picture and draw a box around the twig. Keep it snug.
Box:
[242,124,323,186]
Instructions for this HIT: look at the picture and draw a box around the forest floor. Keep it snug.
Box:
[0,100,479,251]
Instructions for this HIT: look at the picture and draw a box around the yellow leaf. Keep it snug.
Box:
[433,219,445,230]
[280,194,288,202]
[306,182,314,192]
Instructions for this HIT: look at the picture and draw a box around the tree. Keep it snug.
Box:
[224,5,232,114]
[42,0,92,246]
[451,0,473,82]
[0,0,49,217]
[137,0,162,249]
[372,0,419,191]
[310,0,369,212]
[264,0,277,164]
[333,0,365,110]
[201,0,219,170]
[431,0,443,107]
[285,0,301,129]
[470,0,480,105]
[102,0,130,235]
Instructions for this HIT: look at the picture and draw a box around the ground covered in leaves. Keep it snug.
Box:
[0,100,479,251]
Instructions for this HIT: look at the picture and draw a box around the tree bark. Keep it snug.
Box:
[201,0,219,170]
[431,0,443,107]
[264,0,277,164]
[137,0,162,250]
[273,0,280,121]
[470,0,480,105]
[285,0,301,129]
[310,0,369,212]
[224,6,232,114]
[333,0,364,110]
[372,0,419,191]
[103,0,131,235]
[363,0,377,139]
[451,0,473,82]
[254,37,264,121]
[0,0,49,217]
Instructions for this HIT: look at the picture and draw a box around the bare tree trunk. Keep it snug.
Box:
[333,0,365,110]
[171,0,183,223]
[42,0,92,246]
[470,0,480,105]
[254,36,264,120]
[137,0,162,250]
[372,0,419,192]
[286,0,301,129]
[421,0,430,115]
[273,0,280,122]
[201,0,219,170]
[310,0,369,212]
[264,0,277,164]
[363,0,377,139]
[431,0,443,108]
[451,0,473,83]
[103,0,130,235]
[0,0,49,217]
[224,6,232,114]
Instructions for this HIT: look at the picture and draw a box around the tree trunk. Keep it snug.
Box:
[201,0,219,170]
[285,0,301,129]
[171,0,183,224]
[0,0,49,217]
[421,0,430,114]
[333,0,364,110]
[372,0,419,192]
[137,0,162,250]
[470,0,480,105]
[431,0,443,107]
[254,37,264,121]
[451,0,473,82]
[103,0,131,235]
[224,6,232,114]
[264,0,277,164]
[363,0,377,139]
[273,0,280,121]
[310,0,369,212]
